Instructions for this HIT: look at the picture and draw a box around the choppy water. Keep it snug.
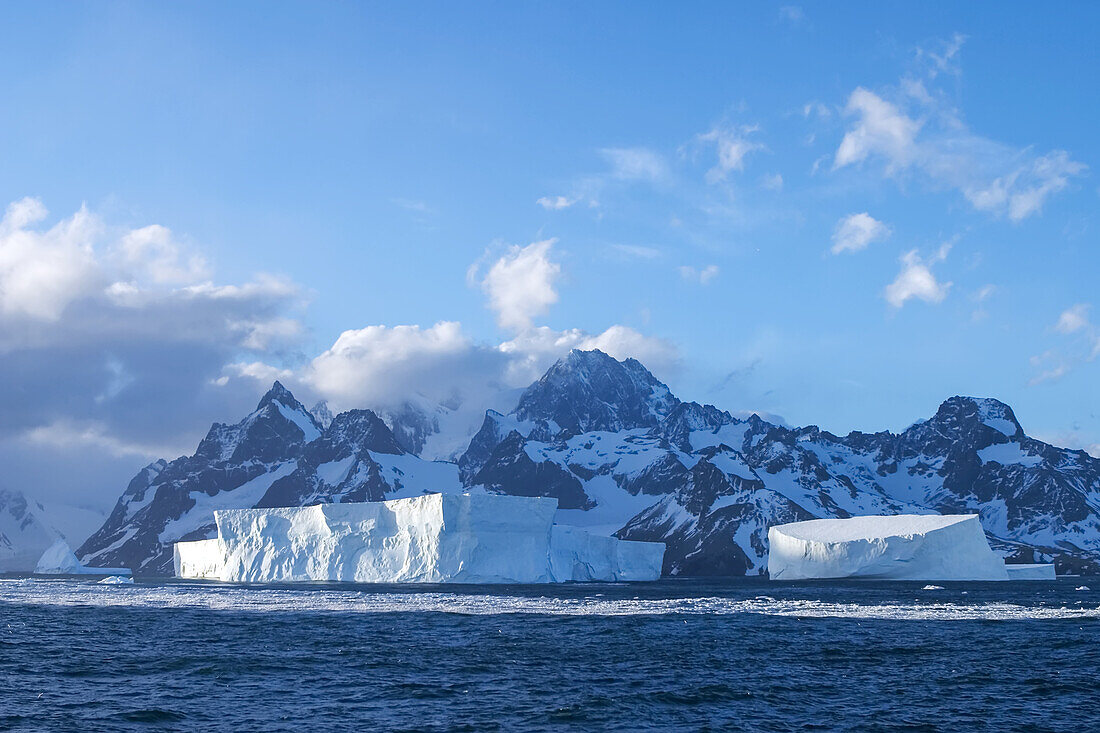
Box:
[1,577,1098,731]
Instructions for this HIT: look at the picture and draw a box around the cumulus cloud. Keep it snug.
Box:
[295,319,680,418]
[476,239,562,332]
[884,244,952,308]
[696,124,764,183]
[679,265,720,285]
[499,325,679,386]
[833,79,1086,221]
[830,212,890,255]
[111,225,210,285]
[0,197,101,320]
[0,197,305,506]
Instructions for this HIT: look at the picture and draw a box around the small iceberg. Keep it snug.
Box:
[922,585,945,591]
[1076,586,1090,592]
[35,539,132,577]
[98,575,134,585]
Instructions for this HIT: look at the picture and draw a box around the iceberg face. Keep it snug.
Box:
[1003,563,1057,580]
[768,515,1049,581]
[175,493,664,584]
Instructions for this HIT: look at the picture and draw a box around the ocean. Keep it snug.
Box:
[1,577,1097,731]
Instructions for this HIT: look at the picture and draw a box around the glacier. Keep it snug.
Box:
[175,493,664,584]
[768,515,1055,581]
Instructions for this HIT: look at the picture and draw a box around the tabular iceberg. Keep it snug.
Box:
[768,514,1054,581]
[175,493,664,584]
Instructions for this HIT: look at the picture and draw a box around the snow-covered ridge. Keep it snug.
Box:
[79,350,1100,577]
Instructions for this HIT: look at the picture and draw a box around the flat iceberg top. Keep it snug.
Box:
[773,514,979,542]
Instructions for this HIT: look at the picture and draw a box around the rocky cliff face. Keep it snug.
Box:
[78,382,458,575]
[81,352,1100,576]
[459,351,1100,575]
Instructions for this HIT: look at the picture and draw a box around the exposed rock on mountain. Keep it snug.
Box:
[81,351,1100,576]
[79,382,457,575]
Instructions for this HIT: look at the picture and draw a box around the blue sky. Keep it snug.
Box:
[1,2,1097,507]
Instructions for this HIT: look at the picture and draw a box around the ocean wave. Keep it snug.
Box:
[2,580,1097,621]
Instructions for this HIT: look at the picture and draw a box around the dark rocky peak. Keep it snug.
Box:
[470,430,591,510]
[899,396,1024,458]
[655,402,736,451]
[194,381,321,463]
[323,409,405,456]
[256,381,315,420]
[513,349,681,434]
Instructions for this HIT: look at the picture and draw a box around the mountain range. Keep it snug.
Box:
[77,349,1100,576]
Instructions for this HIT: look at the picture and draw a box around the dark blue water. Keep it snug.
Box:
[0,577,1097,731]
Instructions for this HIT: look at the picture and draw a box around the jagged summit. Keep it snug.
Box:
[514,349,680,434]
[929,396,1023,438]
[77,353,1100,577]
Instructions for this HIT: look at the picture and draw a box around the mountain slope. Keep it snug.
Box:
[78,382,459,575]
[460,351,1100,575]
[81,351,1100,576]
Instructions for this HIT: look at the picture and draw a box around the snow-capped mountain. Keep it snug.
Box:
[0,488,105,572]
[79,382,459,575]
[81,352,1100,576]
[459,351,1100,575]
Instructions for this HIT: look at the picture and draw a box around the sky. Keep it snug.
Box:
[1,2,1097,512]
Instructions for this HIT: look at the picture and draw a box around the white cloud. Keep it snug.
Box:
[23,419,185,460]
[919,33,967,79]
[303,321,499,410]
[679,265,720,285]
[779,6,804,23]
[112,225,209,285]
[884,244,952,308]
[391,198,434,214]
[833,83,1086,220]
[0,197,306,508]
[1055,303,1091,335]
[697,124,764,183]
[1029,306,1100,385]
[830,212,890,255]
[966,150,1086,222]
[610,243,661,260]
[0,197,101,320]
[536,195,578,210]
[477,239,561,332]
[1028,351,1070,386]
[600,147,667,182]
[834,88,921,172]
[760,173,784,191]
[301,319,679,415]
[499,325,678,386]
[969,284,996,322]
